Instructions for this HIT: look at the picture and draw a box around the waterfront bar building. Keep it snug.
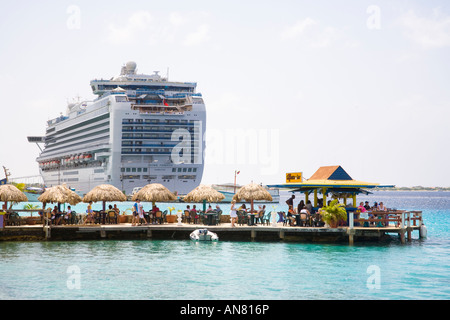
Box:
[269,165,394,208]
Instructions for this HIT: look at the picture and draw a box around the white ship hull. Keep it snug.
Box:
[33,62,206,196]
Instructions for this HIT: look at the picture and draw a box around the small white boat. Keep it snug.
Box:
[190,229,219,241]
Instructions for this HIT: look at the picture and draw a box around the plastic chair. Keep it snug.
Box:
[107,210,117,224]
[262,211,271,226]
[183,210,191,223]
[237,211,248,226]
[216,210,222,225]
[154,211,163,224]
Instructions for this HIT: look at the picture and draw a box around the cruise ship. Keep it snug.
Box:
[29,61,206,196]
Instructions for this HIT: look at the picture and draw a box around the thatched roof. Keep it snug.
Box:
[0,184,28,203]
[38,185,82,205]
[82,184,127,203]
[232,183,273,202]
[183,184,225,203]
[131,183,177,202]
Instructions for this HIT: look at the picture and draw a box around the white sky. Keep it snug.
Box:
[1,0,449,187]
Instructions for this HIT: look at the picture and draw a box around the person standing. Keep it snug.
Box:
[286,194,295,209]
[230,200,238,227]
[132,199,141,226]
[83,201,94,225]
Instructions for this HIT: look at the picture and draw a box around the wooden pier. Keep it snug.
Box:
[0,211,425,244]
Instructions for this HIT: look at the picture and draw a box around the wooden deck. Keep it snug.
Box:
[0,222,423,244]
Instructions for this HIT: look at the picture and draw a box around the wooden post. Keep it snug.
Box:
[348,211,355,245]
[347,228,355,245]
[399,212,406,244]
[352,194,356,207]
[305,191,309,204]
[314,189,318,207]
[406,212,412,242]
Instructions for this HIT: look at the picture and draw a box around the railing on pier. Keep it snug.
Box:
[348,210,425,244]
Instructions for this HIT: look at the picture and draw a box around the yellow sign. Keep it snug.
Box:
[286,172,302,183]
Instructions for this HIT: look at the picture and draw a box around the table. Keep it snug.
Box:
[204,213,217,226]
[293,214,300,226]
[248,213,258,226]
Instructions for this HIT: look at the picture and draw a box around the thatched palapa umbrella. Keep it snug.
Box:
[183,184,225,212]
[82,184,127,211]
[0,184,28,209]
[131,183,177,206]
[38,185,82,207]
[232,183,273,213]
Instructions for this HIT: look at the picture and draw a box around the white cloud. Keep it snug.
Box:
[107,11,154,45]
[183,24,210,46]
[280,18,350,48]
[280,17,317,40]
[398,9,450,48]
[106,11,210,46]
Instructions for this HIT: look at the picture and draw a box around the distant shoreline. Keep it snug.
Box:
[374,188,450,192]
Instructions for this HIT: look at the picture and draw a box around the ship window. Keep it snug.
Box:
[126,168,131,172]
[193,168,197,172]
[183,168,187,172]
[143,168,147,172]
[188,168,192,172]
[172,168,176,172]
[132,168,136,172]
[137,168,142,172]
[115,96,127,102]
[177,168,182,172]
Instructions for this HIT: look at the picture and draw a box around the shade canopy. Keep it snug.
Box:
[233,183,273,213]
[83,184,127,203]
[38,185,82,205]
[183,184,225,203]
[0,184,28,203]
[131,183,177,203]
[232,183,273,202]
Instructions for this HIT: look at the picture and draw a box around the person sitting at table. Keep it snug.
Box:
[358,202,366,212]
[287,205,296,226]
[113,204,120,216]
[150,204,160,224]
[378,202,387,211]
[297,200,305,214]
[372,202,379,211]
[364,201,371,211]
[359,207,370,227]
[53,206,62,225]
[306,200,313,214]
[190,205,199,223]
[63,206,72,224]
[206,205,213,213]
[238,204,248,213]
[215,204,221,212]
[106,205,117,224]
[257,205,266,222]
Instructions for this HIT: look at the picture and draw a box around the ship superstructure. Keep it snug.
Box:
[32,62,206,195]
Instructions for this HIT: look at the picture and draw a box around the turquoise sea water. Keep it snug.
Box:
[1,191,449,300]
